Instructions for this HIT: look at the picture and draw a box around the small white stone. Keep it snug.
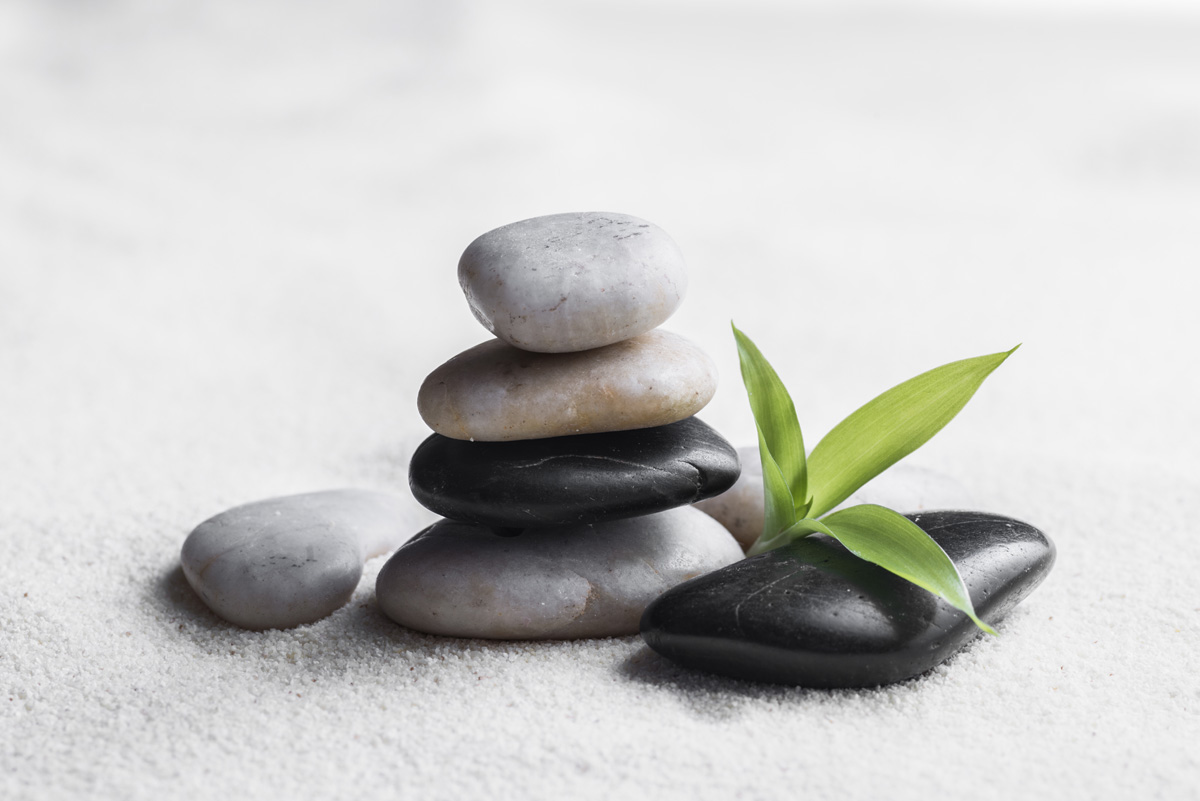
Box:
[375,506,743,640]
[694,446,976,551]
[180,489,415,630]
[458,211,687,353]
[417,329,717,441]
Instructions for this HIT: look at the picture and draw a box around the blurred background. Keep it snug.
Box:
[3,1,1197,500]
[2,2,1198,797]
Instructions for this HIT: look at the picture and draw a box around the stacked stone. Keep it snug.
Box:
[375,212,744,640]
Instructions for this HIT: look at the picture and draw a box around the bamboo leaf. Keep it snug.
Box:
[754,423,797,548]
[819,504,996,634]
[806,346,1018,518]
[746,517,833,557]
[732,323,809,518]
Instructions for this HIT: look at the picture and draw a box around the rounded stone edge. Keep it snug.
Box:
[177,489,412,631]
[375,507,744,641]
[640,511,1058,687]
[180,536,365,631]
[456,211,688,353]
[407,417,742,527]
[415,331,719,442]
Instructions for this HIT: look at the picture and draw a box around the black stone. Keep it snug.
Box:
[640,510,1055,688]
[409,416,740,528]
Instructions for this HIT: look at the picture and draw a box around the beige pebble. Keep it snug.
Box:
[417,329,717,441]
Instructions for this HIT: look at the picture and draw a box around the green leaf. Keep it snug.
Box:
[805,346,1018,519]
[754,423,797,549]
[746,516,835,557]
[819,504,996,634]
[732,323,809,519]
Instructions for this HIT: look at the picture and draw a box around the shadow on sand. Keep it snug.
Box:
[144,560,627,678]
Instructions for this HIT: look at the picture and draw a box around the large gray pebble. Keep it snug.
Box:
[458,212,687,353]
[181,489,414,630]
[417,329,717,441]
[375,506,743,640]
[694,446,975,550]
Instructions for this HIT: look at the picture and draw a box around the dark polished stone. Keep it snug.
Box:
[409,416,740,528]
[640,510,1055,688]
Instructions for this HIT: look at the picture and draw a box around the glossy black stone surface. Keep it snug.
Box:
[640,510,1055,688]
[409,416,740,528]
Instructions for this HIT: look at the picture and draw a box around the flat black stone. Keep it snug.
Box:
[640,510,1055,688]
[409,416,740,528]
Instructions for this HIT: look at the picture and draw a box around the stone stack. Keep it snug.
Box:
[375,212,745,640]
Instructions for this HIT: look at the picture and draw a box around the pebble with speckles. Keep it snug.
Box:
[377,506,744,640]
[417,329,716,442]
[458,211,687,353]
[181,490,414,630]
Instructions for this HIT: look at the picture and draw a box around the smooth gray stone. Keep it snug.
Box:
[375,506,743,640]
[181,489,413,630]
[458,211,687,353]
[694,446,975,550]
[417,329,717,441]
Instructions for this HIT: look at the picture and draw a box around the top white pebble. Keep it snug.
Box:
[458,211,687,353]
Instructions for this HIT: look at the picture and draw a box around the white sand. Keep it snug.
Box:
[2,2,1198,799]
